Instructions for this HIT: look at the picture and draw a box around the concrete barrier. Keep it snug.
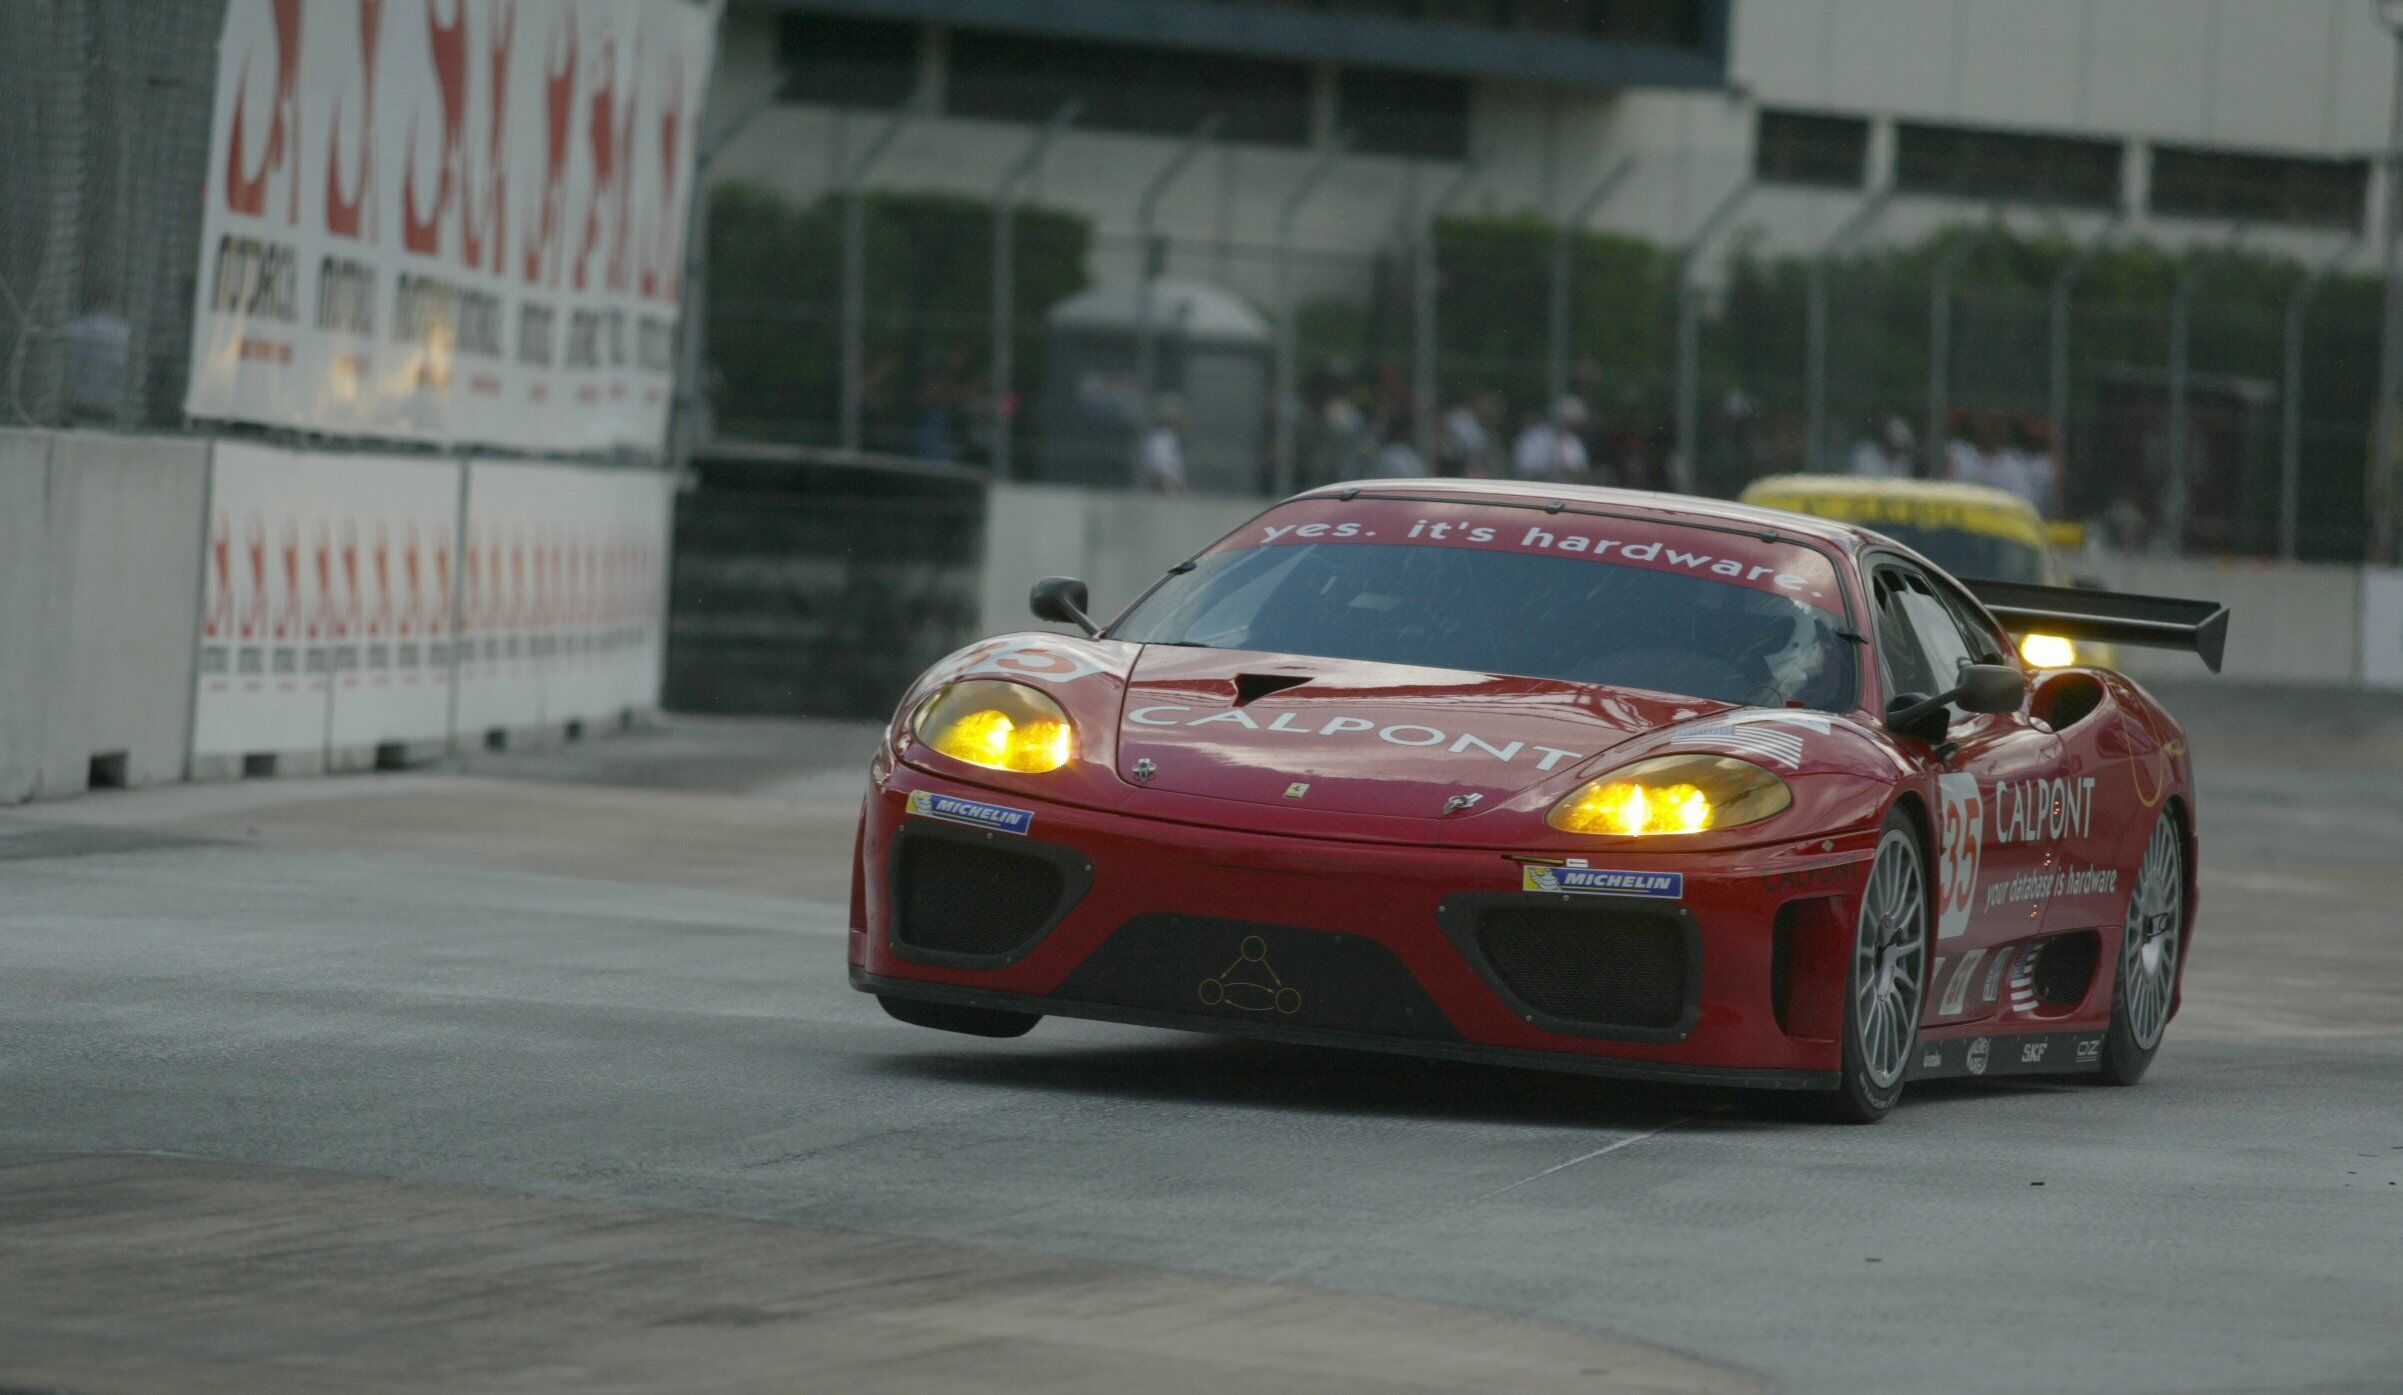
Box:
[2096,556,2360,686]
[0,429,208,802]
[1,429,669,806]
[979,485,1264,637]
[0,432,57,802]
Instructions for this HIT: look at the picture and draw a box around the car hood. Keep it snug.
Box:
[1116,646,1731,821]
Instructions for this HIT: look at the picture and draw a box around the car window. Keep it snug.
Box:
[1930,579,2014,666]
[1871,567,1957,701]
[1114,540,1861,712]
[1863,524,2047,584]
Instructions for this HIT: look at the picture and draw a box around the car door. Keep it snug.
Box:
[1866,558,2065,1025]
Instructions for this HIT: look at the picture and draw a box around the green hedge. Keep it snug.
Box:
[705,183,1090,454]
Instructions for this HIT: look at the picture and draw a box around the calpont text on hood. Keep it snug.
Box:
[1128,704,1586,771]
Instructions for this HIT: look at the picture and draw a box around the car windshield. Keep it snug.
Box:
[1864,524,2047,584]
[1113,533,1859,713]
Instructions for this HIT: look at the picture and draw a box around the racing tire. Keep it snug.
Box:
[2098,811,2185,1086]
[1809,809,1933,1124]
[878,994,1042,1038]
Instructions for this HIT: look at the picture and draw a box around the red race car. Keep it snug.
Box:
[849,482,2227,1121]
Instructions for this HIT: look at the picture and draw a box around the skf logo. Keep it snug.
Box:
[2021,1041,2049,1065]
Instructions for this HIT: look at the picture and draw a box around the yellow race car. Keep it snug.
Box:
[1738,475,2105,669]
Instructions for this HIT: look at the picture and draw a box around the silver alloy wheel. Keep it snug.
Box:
[1854,828,1929,1089]
[2121,817,2185,1051]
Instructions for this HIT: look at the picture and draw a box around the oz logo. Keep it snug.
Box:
[1935,773,1984,940]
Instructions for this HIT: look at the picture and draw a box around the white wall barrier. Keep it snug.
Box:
[980,484,1265,638]
[455,460,672,740]
[2361,571,2403,690]
[2,431,669,806]
[0,429,210,802]
[195,444,464,771]
[2098,557,2362,687]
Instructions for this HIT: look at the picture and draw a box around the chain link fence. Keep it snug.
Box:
[0,0,220,432]
[702,161,2388,563]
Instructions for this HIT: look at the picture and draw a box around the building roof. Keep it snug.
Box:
[1047,280,1271,346]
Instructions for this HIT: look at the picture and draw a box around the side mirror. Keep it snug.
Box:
[1956,662,2028,714]
[1029,576,1099,636]
[1886,663,2026,745]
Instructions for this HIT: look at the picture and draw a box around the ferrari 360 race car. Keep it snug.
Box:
[849,481,2227,1121]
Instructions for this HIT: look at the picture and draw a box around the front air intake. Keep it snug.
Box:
[1440,894,1701,1041]
[890,826,1086,966]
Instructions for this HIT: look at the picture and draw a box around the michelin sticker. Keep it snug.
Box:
[1524,866,1684,898]
[907,791,1035,836]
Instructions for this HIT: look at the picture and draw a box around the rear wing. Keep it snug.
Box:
[1961,578,2230,673]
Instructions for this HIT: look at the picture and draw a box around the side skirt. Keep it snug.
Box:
[854,967,1841,1093]
[1907,1029,2108,1082]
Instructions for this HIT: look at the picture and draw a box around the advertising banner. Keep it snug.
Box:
[195,443,463,758]
[455,460,671,734]
[186,0,716,454]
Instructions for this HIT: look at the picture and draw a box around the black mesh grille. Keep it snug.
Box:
[1475,906,1689,1030]
[893,836,1065,960]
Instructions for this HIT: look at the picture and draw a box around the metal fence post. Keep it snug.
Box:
[2279,237,2358,560]
[673,76,790,475]
[1925,214,2004,477]
[1414,152,1486,468]
[2165,228,2247,553]
[1672,179,1756,496]
[1547,157,1636,407]
[987,101,1079,480]
[1273,135,1351,497]
[839,108,912,454]
[1806,185,1893,470]
[2047,215,2122,477]
[1132,115,1221,413]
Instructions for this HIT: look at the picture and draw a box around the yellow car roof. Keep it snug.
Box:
[1738,474,2049,547]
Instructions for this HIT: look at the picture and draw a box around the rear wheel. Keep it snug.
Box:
[2099,813,2184,1085]
[878,994,1041,1038]
[1813,812,1931,1123]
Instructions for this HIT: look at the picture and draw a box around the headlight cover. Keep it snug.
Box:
[1547,753,1792,837]
[915,679,1076,773]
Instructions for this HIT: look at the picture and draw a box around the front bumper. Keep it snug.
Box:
[852,767,1881,1091]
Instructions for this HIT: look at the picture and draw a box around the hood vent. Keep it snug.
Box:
[1232,672,1313,707]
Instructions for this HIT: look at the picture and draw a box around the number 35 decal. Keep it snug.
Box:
[1935,772,1983,940]
[934,637,1105,686]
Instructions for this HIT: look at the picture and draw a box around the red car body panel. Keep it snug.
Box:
[850,483,2202,1092]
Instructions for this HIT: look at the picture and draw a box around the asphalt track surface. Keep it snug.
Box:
[3,687,2399,1394]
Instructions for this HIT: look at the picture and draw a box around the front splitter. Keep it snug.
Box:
[853,966,1842,1092]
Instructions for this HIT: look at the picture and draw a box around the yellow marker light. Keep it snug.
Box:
[916,680,1077,773]
[1548,753,1791,837]
[2019,632,2078,669]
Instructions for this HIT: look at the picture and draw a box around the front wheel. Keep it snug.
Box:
[2098,812,2184,1085]
[1813,811,1932,1123]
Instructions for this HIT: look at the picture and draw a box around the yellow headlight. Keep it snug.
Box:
[2019,633,2077,669]
[1548,753,1791,837]
[916,680,1076,773]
